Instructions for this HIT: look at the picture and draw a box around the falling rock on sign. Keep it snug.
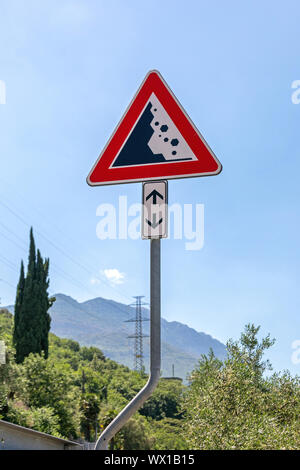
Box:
[147,94,197,163]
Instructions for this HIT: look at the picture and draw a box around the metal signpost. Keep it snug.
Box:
[87,70,222,450]
[94,237,161,450]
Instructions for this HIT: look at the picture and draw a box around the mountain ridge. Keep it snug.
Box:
[6,293,226,380]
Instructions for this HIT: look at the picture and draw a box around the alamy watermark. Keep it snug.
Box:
[95,196,204,251]
[0,80,6,104]
[291,80,300,104]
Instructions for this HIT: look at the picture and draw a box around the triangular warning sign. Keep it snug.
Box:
[87,70,222,186]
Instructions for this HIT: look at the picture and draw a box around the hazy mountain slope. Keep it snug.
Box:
[6,293,226,380]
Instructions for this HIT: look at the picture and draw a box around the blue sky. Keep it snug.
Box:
[0,1,299,374]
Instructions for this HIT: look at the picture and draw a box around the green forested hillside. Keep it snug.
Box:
[0,308,186,449]
[6,293,227,381]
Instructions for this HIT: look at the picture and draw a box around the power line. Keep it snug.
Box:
[0,229,27,252]
[0,198,133,303]
[0,278,15,290]
[0,187,151,321]
[0,232,96,299]
[0,223,140,328]
[0,241,100,301]
[0,231,135,322]
[0,220,28,247]
[0,254,18,271]
[0,251,132,324]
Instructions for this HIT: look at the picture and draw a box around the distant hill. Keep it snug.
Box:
[6,293,226,380]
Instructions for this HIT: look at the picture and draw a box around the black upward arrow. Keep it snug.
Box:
[146,214,163,229]
[146,190,164,205]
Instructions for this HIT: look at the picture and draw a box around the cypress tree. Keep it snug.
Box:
[13,260,25,362]
[36,249,51,359]
[15,228,39,362]
[13,228,53,363]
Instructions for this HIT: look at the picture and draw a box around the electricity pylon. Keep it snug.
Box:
[125,296,149,373]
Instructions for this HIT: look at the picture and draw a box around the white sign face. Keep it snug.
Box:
[142,180,168,239]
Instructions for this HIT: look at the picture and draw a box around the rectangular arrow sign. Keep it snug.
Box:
[142,180,168,239]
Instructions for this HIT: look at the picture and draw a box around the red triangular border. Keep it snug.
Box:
[87,70,222,186]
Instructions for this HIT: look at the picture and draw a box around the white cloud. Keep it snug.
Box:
[91,269,125,287]
[103,268,125,285]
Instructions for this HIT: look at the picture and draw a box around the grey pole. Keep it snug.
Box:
[94,238,161,450]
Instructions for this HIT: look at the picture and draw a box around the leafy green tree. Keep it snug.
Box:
[97,407,153,450]
[149,418,187,450]
[21,353,80,438]
[184,324,300,450]
[119,414,153,450]
[140,379,184,420]
[0,310,22,416]
[80,346,105,362]
[80,393,100,441]
[31,406,62,437]
[227,323,275,382]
